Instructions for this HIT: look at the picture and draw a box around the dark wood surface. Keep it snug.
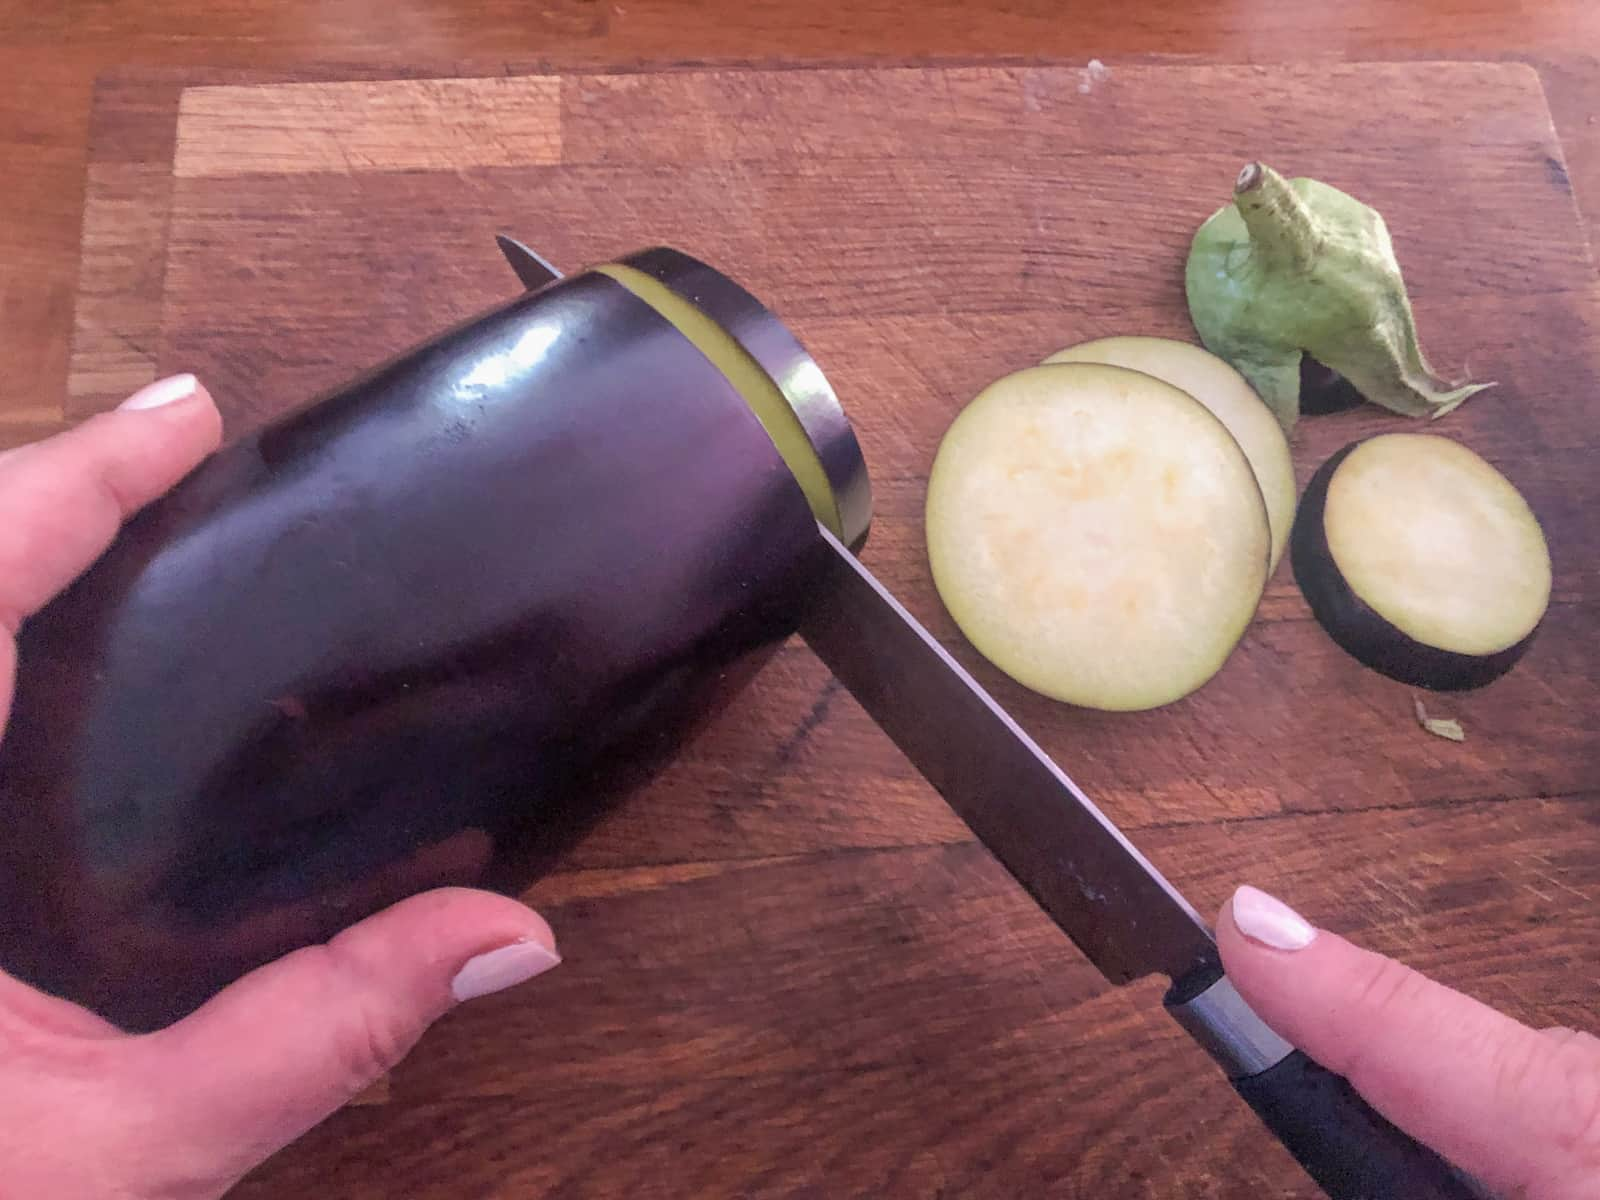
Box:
[58,61,1600,1198]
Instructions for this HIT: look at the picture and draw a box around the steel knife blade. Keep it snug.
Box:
[495,233,564,290]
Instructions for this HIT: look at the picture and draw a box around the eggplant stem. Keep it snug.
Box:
[1233,162,1320,270]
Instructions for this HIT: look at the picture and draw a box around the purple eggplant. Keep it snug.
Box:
[0,247,868,1030]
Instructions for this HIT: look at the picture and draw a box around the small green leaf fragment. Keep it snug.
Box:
[1413,696,1466,742]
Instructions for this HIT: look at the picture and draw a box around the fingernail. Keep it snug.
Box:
[1231,885,1318,951]
[118,373,199,411]
[450,940,561,1002]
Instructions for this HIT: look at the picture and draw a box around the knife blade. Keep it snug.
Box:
[797,521,1488,1200]
[799,525,1217,988]
[495,233,564,290]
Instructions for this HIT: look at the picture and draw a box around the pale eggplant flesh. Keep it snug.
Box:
[926,363,1271,712]
[1042,335,1296,574]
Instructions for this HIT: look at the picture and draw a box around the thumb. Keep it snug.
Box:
[131,887,559,1187]
[1219,885,1600,1200]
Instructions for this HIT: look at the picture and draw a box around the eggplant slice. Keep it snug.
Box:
[1292,434,1551,690]
[1045,335,1296,573]
[926,363,1270,712]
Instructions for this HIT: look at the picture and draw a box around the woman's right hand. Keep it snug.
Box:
[1220,885,1599,1199]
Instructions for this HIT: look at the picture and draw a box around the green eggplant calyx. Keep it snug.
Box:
[1185,161,1492,434]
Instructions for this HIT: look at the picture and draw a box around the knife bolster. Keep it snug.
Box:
[1168,974,1295,1079]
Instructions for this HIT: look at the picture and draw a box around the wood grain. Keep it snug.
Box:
[65,164,169,406]
[560,61,1560,164]
[57,61,1600,1198]
[174,77,562,177]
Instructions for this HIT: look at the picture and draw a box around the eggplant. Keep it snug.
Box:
[1291,434,1550,690]
[925,362,1270,712]
[0,246,869,1031]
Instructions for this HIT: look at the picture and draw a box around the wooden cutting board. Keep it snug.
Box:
[68,62,1600,1199]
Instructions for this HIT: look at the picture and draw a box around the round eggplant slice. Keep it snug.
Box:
[926,363,1270,711]
[1044,335,1295,572]
[1292,434,1551,690]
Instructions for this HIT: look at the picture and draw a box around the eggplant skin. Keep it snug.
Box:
[1298,356,1366,416]
[1291,442,1537,691]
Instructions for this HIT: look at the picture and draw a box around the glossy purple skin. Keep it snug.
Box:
[1290,441,1538,691]
[0,270,826,1030]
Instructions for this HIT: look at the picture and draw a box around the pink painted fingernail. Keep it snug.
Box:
[450,940,562,1002]
[1231,885,1318,951]
[119,373,199,411]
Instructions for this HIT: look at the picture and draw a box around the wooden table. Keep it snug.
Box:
[4,7,1600,1200]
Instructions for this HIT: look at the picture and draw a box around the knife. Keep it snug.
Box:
[798,522,1487,1200]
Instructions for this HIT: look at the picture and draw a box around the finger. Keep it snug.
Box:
[133,888,559,1188]
[1544,1027,1600,1051]
[0,966,123,1043]
[1219,885,1600,1198]
[0,374,221,633]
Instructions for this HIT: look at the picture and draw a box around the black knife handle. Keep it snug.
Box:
[1233,1049,1492,1199]
[1167,974,1491,1200]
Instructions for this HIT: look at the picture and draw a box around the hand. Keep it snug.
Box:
[1220,885,1599,1200]
[0,376,562,1200]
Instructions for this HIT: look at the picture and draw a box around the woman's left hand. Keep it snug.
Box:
[0,376,562,1200]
